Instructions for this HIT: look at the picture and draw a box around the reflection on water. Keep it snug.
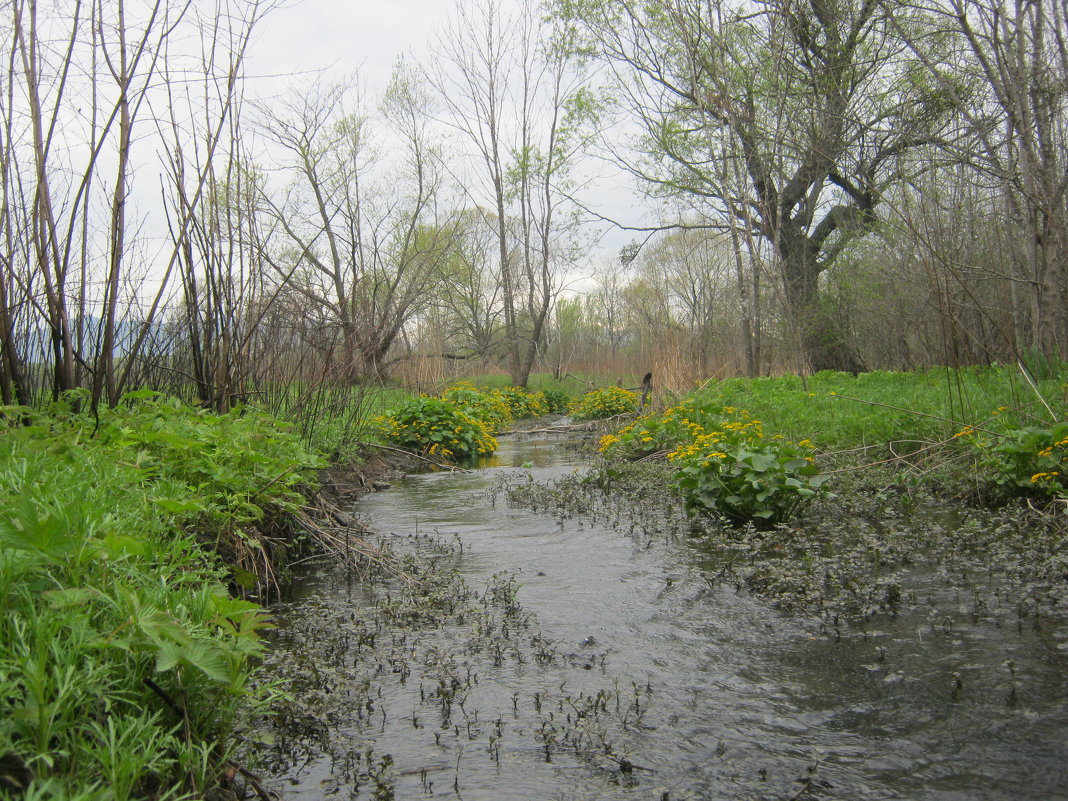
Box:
[262,436,1068,800]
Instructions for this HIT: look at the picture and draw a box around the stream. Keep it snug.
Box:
[255,435,1068,800]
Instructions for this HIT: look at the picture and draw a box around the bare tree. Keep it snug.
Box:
[258,67,447,382]
[430,0,591,386]
[888,0,1068,359]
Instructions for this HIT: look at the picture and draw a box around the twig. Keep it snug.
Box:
[359,441,474,473]
[144,677,192,746]
[292,507,414,586]
[234,764,276,801]
[1017,360,1058,421]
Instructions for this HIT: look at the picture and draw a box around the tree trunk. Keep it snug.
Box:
[780,245,865,374]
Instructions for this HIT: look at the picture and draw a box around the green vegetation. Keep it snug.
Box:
[977,421,1068,500]
[376,395,499,460]
[600,397,826,525]
[568,386,639,420]
[491,385,549,418]
[440,382,515,433]
[689,367,1066,453]
[375,381,559,462]
[0,393,321,798]
[595,366,1068,523]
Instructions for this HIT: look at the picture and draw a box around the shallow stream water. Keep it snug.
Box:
[259,436,1068,800]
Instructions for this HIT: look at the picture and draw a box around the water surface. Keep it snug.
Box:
[260,436,1068,800]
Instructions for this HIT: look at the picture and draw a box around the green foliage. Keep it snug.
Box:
[600,396,825,526]
[492,386,549,418]
[671,444,827,527]
[541,388,571,414]
[376,395,497,460]
[568,386,638,420]
[440,382,513,433]
[972,422,1068,501]
[696,366,1067,451]
[0,393,305,797]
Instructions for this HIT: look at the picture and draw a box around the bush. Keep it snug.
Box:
[376,395,497,460]
[973,421,1068,501]
[600,396,827,526]
[569,386,638,420]
[541,388,571,414]
[440,382,513,433]
[492,386,549,418]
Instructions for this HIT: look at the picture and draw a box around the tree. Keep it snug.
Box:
[257,67,447,381]
[430,0,592,386]
[563,0,955,372]
[887,0,1068,359]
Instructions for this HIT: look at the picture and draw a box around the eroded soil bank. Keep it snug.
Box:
[249,436,1068,800]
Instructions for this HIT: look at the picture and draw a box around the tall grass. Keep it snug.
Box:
[0,392,320,798]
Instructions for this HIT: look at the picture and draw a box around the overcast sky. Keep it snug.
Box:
[245,0,648,276]
[247,0,449,94]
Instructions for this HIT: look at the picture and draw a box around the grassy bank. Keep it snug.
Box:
[0,392,323,799]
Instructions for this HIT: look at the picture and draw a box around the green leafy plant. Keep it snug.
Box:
[376,395,497,460]
[492,386,549,418]
[671,442,828,526]
[600,395,826,526]
[975,422,1068,500]
[440,382,513,433]
[568,386,638,420]
[541,388,571,414]
[0,394,301,798]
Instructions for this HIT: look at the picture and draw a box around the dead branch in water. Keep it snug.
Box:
[293,499,414,586]
[359,441,475,473]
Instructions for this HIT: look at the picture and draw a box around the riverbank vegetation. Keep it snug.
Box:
[508,365,1068,619]
[1,0,1066,795]
[0,394,321,798]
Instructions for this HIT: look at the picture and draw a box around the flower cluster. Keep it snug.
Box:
[569,386,639,421]
[440,382,513,433]
[977,421,1068,500]
[491,385,550,419]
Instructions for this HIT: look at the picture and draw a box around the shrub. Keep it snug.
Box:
[376,395,497,460]
[569,386,638,420]
[440,382,513,433]
[541,388,571,414]
[492,386,549,418]
[973,421,1068,501]
[670,441,827,526]
[600,396,827,526]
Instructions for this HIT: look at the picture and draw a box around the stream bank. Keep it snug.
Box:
[252,435,1068,800]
